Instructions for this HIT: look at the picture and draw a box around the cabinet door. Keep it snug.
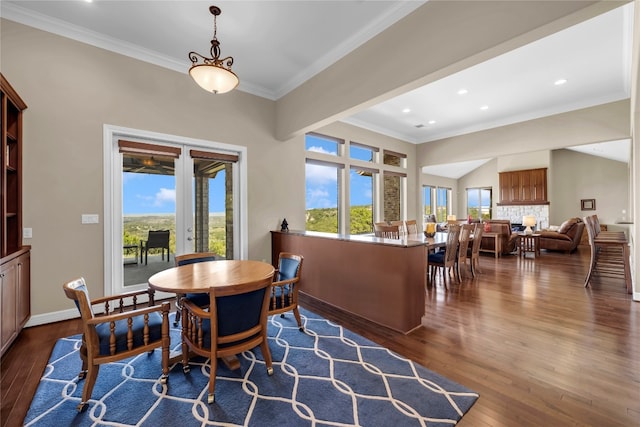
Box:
[0,259,18,355]
[531,169,547,202]
[520,171,533,201]
[509,172,522,202]
[499,173,511,203]
[17,253,30,327]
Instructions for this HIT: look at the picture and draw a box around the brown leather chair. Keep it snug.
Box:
[63,277,170,412]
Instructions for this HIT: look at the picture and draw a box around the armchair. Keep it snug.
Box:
[180,275,274,403]
[140,230,170,265]
[62,277,170,412]
[173,252,218,326]
[539,217,585,253]
[480,219,518,255]
[269,252,304,331]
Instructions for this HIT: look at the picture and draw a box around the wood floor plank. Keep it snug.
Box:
[1,245,638,427]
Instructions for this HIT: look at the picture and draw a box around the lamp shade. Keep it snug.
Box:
[523,215,536,235]
[447,215,456,221]
[189,64,239,94]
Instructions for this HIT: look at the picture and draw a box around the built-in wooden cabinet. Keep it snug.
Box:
[498,168,548,205]
[1,74,30,357]
[1,248,30,355]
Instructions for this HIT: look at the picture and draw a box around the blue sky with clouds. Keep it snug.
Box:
[123,172,226,214]
[305,135,372,209]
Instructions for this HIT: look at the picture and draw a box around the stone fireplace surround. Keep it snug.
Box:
[496,205,550,232]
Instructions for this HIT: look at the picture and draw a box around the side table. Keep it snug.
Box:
[517,233,541,257]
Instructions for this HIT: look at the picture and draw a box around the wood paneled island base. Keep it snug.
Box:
[272,230,430,334]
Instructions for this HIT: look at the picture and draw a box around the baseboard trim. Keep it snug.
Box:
[25,309,79,328]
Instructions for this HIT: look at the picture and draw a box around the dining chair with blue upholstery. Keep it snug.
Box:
[63,277,170,412]
[173,252,218,326]
[269,252,304,331]
[180,275,275,403]
[428,224,461,286]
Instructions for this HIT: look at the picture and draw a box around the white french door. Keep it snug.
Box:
[104,125,248,296]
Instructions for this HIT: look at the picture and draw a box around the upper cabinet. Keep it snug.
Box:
[1,74,27,257]
[498,168,548,205]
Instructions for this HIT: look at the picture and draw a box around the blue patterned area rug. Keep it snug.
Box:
[25,308,478,426]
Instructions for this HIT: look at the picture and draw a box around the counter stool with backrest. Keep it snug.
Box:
[62,277,170,413]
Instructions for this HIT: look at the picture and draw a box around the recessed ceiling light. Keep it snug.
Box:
[480,105,489,111]
[402,108,411,114]
[428,120,436,125]
[457,89,468,95]
[554,79,567,86]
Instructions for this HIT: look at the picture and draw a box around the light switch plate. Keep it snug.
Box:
[23,228,32,239]
[82,214,99,224]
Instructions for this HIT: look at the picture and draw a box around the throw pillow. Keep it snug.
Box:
[558,218,578,234]
[483,222,492,232]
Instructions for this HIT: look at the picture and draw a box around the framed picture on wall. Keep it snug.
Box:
[581,199,596,211]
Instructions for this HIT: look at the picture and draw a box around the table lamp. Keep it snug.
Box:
[523,215,536,235]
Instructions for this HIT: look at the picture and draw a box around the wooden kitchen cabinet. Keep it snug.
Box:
[498,168,548,205]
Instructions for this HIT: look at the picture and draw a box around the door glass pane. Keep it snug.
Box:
[192,158,232,259]
[122,153,176,287]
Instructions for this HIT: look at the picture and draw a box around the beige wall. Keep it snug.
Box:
[451,149,629,226]
[551,150,629,225]
[0,19,418,319]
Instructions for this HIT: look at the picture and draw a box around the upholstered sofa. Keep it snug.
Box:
[538,217,585,253]
[480,219,518,255]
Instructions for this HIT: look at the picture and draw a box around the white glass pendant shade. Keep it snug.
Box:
[189,64,239,94]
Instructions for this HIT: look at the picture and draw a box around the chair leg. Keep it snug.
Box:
[78,364,99,412]
[208,356,217,403]
[292,307,304,331]
[260,338,274,376]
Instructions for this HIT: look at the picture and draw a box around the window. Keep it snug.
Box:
[305,160,340,233]
[350,142,375,162]
[423,185,452,223]
[383,150,406,167]
[466,187,492,220]
[350,167,375,234]
[305,133,406,234]
[306,132,340,156]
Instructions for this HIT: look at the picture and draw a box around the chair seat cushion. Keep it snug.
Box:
[428,252,445,264]
[95,312,164,355]
[185,292,210,308]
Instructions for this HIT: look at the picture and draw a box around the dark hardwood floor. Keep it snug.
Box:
[2,245,638,426]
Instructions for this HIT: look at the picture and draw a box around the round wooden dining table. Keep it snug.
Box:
[147,259,275,369]
[147,259,275,294]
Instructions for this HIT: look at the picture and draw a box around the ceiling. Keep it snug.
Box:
[1,0,634,178]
